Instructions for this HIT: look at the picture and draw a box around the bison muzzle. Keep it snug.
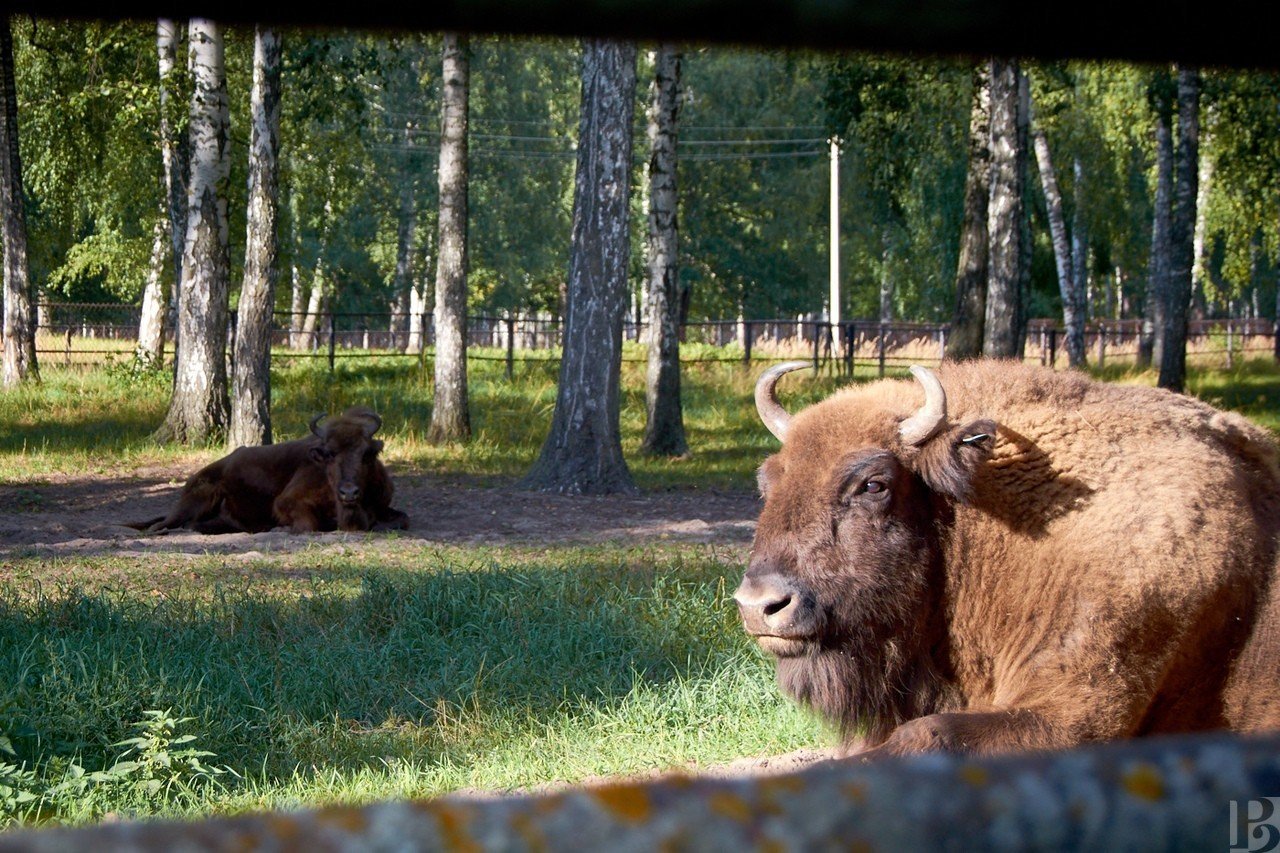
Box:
[738,359,1280,759]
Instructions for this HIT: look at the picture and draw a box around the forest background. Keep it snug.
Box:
[10,21,1279,341]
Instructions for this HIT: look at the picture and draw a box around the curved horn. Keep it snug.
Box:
[754,361,810,443]
[360,411,383,437]
[309,413,327,437]
[898,365,948,446]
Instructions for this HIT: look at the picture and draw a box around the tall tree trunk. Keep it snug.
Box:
[641,43,686,458]
[1159,66,1200,392]
[1014,69,1032,357]
[520,39,638,495]
[154,19,230,444]
[287,181,304,348]
[983,58,1026,359]
[1191,124,1213,321]
[947,62,990,361]
[428,33,472,443]
[157,19,189,352]
[1143,73,1174,370]
[229,26,282,448]
[407,272,427,354]
[0,17,37,387]
[300,166,336,349]
[1069,158,1089,357]
[1030,109,1085,367]
[878,225,894,323]
[392,121,418,353]
[136,213,171,366]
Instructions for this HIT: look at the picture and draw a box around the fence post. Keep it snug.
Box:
[64,326,72,366]
[811,322,820,373]
[506,315,515,380]
[328,313,336,373]
[877,322,887,378]
[743,320,753,369]
[1047,328,1057,369]
[1095,322,1105,367]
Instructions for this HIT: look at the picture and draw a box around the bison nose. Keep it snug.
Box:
[338,485,361,504]
[734,573,805,636]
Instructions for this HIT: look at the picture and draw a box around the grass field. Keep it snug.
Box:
[4,351,1280,829]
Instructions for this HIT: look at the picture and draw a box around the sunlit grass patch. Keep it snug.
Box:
[0,544,826,827]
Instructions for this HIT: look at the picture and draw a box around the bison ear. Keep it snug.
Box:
[914,419,997,502]
[308,446,330,464]
[370,439,384,455]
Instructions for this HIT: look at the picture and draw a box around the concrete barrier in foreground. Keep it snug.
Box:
[4,732,1280,851]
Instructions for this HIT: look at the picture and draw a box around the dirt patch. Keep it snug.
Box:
[0,464,760,557]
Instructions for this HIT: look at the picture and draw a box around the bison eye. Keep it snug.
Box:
[863,480,886,494]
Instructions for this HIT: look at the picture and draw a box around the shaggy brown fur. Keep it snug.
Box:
[736,360,1280,758]
[127,407,409,535]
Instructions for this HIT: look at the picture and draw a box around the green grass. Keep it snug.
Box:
[0,544,826,827]
[6,349,1280,829]
[0,345,851,488]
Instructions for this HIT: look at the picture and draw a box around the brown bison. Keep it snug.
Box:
[129,407,409,535]
[736,359,1280,758]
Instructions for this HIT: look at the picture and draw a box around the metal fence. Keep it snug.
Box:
[29,302,1280,376]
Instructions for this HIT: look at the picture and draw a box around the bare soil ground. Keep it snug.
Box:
[0,463,760,557]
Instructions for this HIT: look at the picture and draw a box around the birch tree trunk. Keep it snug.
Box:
[229,26,282,448]
[300,167,336,349]
[1142,75,1174,369]
[640,43,687,458]
[983,58,1026,359]
[392,121,418,352]
[136,213,171,366]
[428,32,472,443]
[1159,66,1200,393]
[946,62,989,361]
[157,19,188,354]
[878,226,894,323]
[1,17,37,387]
[1031,111,1086,367]
[1070,158,1089,350]
[520,39,638,495]
[154,19,230,445]
[287,182,304,348]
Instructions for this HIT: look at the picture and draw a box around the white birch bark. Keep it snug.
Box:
[229,26,282,448]
[428,32,472,443]
[1031,110,1086,367]
[136,213,171,366]
[983,57,1026,359]
[521,39,638,494]
[391,121,418,352]
[946,62,990,361]
[157,20,188,302]
[1,17,37,386]
[641,43,687,458]
[154,18,230,444]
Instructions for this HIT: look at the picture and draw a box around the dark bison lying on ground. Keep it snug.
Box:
[736,359,1280,758]
[128,407,410,534]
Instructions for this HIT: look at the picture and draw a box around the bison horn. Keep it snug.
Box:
[361,411,383,437]
[309,413,327,437]
[754,361,810,442]
[899,365,948,446]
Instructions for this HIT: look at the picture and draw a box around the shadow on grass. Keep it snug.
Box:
[0,558,747,783]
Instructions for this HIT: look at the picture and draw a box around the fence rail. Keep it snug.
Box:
[28,302,1280,376]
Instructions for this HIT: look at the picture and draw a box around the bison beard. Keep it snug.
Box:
[739,360,1280,758]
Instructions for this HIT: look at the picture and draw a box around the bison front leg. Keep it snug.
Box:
[852,709,1070,760]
